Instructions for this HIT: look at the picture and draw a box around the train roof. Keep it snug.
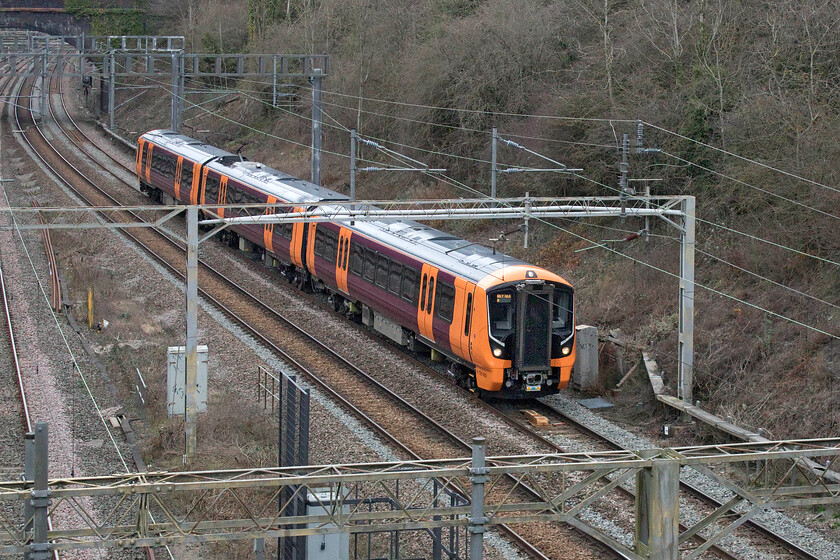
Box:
[340,214,533,284]
[206,159,348,205]
[141,130,232,163]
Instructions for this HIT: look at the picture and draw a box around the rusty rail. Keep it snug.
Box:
[32,202,62,312]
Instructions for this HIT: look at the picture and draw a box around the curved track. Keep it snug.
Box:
[19,48,572,560]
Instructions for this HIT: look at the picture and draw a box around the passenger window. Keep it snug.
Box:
[402,268,417,303]
[435,283,455,323]
[427,277,435,314]
[420,274,428,310]
[464,293,473,336]
[181,163,193,193]
[376,255,389,287]
[314,228,325,256]
[324,231,337,262]
[364,250,376,281]
[283,222,293,240]
[388,261,402,294]
[205,174,220,202]
[337,237,345,266]
[351,244,363,276]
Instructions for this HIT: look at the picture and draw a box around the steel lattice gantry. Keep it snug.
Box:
[1,436,839,559]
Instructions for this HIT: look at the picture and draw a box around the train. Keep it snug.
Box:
[136,129,576,398]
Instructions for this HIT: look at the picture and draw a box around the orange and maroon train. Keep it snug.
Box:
[137,130,575,398]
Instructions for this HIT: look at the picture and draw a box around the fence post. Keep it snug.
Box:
[30,423,50,560]
[469,437,488,560]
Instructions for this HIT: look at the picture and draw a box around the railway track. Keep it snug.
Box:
[2,48,162,560]
[15,40,832,559]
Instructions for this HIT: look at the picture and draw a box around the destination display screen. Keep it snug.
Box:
[495,293,512,303]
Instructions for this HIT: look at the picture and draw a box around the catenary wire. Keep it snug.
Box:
[660,150,840,222]
[644,121,840,196]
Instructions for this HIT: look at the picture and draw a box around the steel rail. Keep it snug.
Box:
[25,57,561,560]
[0,53,33,435]
[0,201,31,434]
[528,400,823,560]
[0,48,63,560]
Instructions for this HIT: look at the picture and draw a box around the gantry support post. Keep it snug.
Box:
[310,68,323,186]
[678,196,696,409]
[619,133,630,218]
[635,451,679,560]
[170,50,183,132]
[39,51,47,121]
[78,34,85,91]
[350,129,357,201]
[108,50,115,130]
[272,55,277,107]
[29,423,50,560]
[185,206,199,462]
[491,126,498,199]
[469,437,488,560]
[22,432,34,560]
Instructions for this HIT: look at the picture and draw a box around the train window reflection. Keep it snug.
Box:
[351,244,363,275]
[402,268,417,303]
[376,255,389,287]
[364,250,376,281]
[552,289,572,334]
[388,261,402,293]
[324,231,336,262]
[489,289,514,339]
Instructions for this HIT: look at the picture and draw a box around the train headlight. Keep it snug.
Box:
[561,346,571,356]
[493,348,503,357]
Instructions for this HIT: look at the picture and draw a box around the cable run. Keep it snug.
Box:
[314,86,639,124]
[660,150,840,222]
[644,121,840,195]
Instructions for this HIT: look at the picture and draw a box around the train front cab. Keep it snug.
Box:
[473,268,575,398]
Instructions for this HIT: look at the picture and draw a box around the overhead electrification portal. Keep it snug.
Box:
[2,194,697,419]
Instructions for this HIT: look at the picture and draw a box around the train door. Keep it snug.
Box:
[417,264,439,342]
[336,228,352,294]
[136,138,145,177]
[450,279,476,361]
[263,195,278,254]
[305,223,317,274]
[217,176,228,218]
[174,157,183,200]
[289,206,305,267]
[189,163,200,205]
[200,167,210,204]
[144,143,153,183]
